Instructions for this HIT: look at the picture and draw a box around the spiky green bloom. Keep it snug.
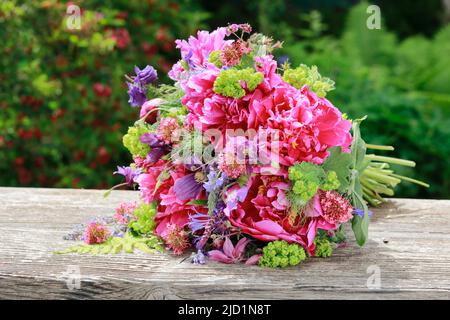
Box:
[129,203,157,236]
[287,162,325,207]
[314,238,333,258]
[123,125,151,158]
[322,170,341,191]
[213,68,263,98]
[259,240,307,268]
[292,180,319,200]
[208,50,223,68]
[283,64,335,98]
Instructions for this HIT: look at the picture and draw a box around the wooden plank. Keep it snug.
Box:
[0,187,449,299]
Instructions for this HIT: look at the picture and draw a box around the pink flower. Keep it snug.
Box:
[224,175,339,255]
[175,27,232,68]
[266,85,352,165]
[162,223,190,255]
[140,98,163,124]
[168,60,185,81]
[317,190,353,225]
[84,222,110,244]
[114,202,138,225]
[208,237,255,264]
[153,168,207,238]
[135,159,172,203]
[157,117,180,143]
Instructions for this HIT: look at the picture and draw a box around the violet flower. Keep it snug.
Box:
[354,208,373,218]
[184,50,195,70]
[114,166,141,186]
[127,82,146,107]
[173,173,202,201]
[134,65,158,85]
[192,250,206,265]
[139,133,170,164]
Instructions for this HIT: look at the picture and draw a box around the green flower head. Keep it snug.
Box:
[259,240,307,268]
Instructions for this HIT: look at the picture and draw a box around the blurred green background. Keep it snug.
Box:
[1,0,449,199]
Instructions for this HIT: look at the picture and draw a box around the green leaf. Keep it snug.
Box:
[348,117,370,246]
[186,199,208,206]
[323,147,352,192]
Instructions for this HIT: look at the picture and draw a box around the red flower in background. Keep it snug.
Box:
[93,83,112,98]
[111,28,131,49]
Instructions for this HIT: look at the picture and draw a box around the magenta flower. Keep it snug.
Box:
[208,237,252,264]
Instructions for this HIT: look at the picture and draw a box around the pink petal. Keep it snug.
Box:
[245,254,262,265]
[222,237,234,258]
[233,237,250,258]
[254,220,284,236]
[208,250,233,264]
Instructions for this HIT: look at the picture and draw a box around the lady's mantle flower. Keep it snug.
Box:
[259,240,307,268]
[84,222,110,244]
[163,223,190,255]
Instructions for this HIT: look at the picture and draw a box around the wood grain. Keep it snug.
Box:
[0,187,449,299]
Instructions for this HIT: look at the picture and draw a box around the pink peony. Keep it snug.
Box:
[175,27,232,68]
[224,176,341,255]
[153,167,207,238]
[265,85,352,165]
[135,159,172,204]
[181,65,250,132]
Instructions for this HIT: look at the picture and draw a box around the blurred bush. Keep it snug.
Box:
[281,2,450,199]
[0,0,206,188]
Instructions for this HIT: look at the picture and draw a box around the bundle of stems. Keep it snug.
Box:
[361,144,429,206]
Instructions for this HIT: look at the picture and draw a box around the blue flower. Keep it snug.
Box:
[353,208,373,218]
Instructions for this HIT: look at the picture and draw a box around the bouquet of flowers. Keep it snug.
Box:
[61,25,428,267]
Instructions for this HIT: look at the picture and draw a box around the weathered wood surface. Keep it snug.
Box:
[0,187,449,300]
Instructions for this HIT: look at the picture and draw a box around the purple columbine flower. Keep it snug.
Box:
[173,173,203,201]
[139,133,170,164]
[134,65,158,85]
[353,208,373,218]
[114,166,142,186]
[127,82,146,107]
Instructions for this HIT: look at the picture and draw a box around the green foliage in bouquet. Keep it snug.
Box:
[56,232,163,255]
[123,125,152,158]
[259,240,307,268]
[128,203,157,236]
